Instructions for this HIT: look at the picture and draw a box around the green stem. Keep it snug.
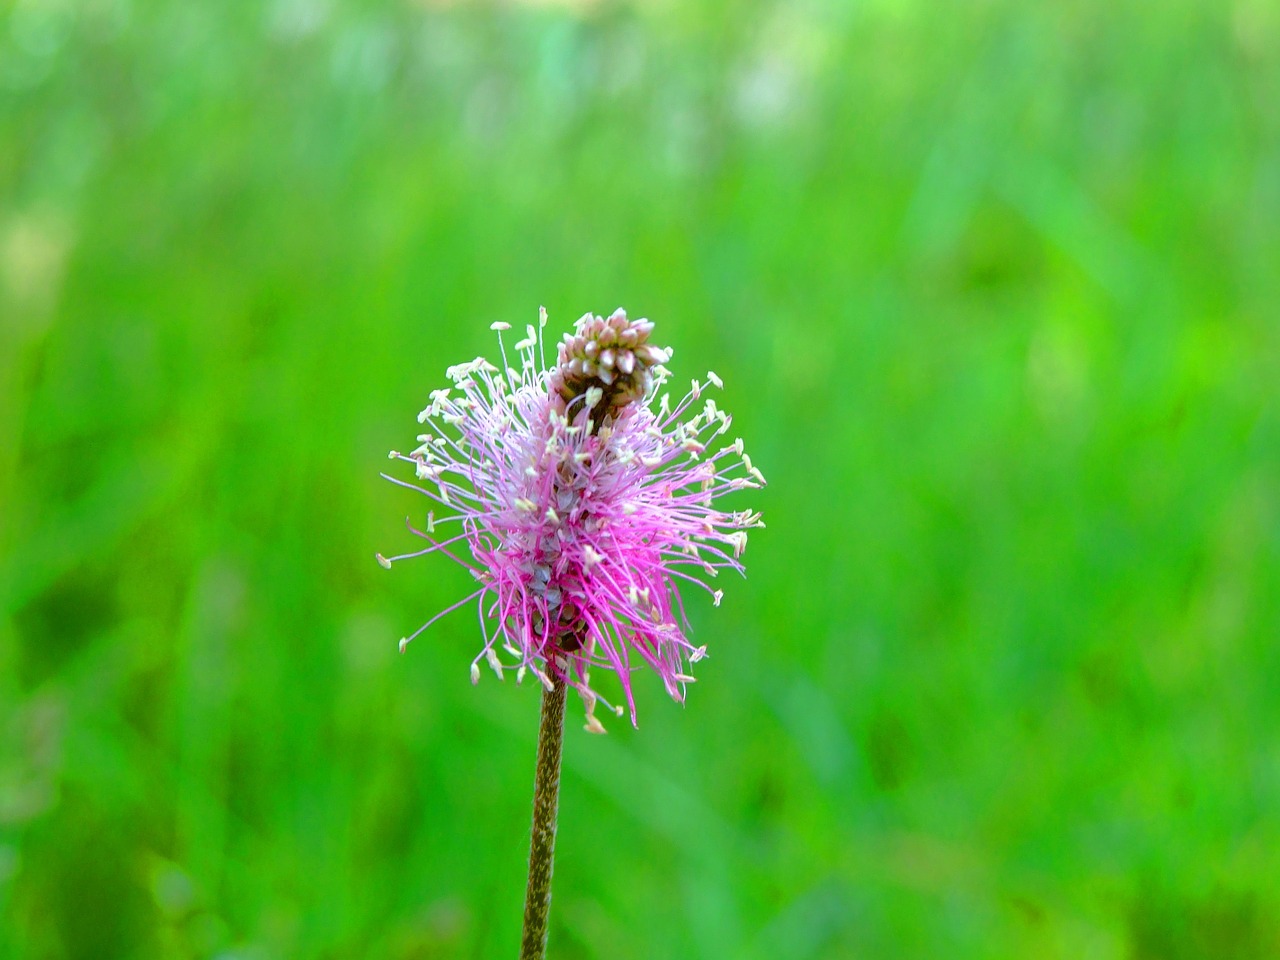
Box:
[520,672,567,960]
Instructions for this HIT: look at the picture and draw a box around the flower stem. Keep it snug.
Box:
[520,672,567,960]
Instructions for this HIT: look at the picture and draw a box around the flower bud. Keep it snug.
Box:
[550,309,671,422]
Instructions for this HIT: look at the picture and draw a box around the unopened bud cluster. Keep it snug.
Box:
[550,308,671,419]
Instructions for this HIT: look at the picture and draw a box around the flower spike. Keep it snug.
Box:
[381,308,762,726]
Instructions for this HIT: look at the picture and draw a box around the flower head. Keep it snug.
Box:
[380,308,765,729]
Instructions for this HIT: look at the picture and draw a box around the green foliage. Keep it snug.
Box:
[2,0,1278,956]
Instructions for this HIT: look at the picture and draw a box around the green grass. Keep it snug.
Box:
[2,0,1278,957]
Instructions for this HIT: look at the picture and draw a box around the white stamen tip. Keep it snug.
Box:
[376,553,392,570]
[707,370,723,388]
[584,715,608,735]
[486,648,504,679]
[470,662,481,685]
[398,637,409,654]
[713,590,724,606]
[490,321,511,331]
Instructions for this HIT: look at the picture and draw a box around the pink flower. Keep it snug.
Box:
[379,308,765,729]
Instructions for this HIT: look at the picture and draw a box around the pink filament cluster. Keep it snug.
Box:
[380,308,765,728]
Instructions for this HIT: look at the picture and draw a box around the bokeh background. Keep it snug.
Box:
[3,0,1279,957]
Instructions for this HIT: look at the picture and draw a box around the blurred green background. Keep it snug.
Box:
[3,0,1279,957]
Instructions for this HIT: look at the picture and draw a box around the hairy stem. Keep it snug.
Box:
[520,673,567,960]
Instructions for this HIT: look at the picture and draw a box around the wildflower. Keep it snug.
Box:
[380,307,764,726]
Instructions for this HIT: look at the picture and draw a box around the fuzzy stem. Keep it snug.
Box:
[520,672,567,960]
